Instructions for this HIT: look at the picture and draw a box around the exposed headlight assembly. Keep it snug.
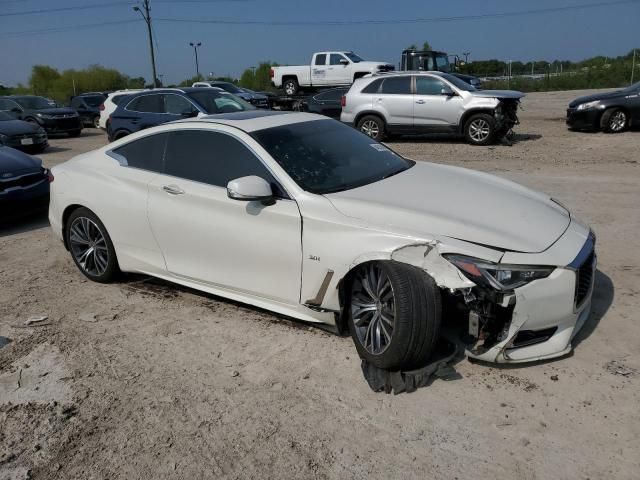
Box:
[576,100,603,111]
[444,254,554,291]
[36,113,54,119]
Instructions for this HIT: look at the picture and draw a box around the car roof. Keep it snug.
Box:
[175,111,325,132]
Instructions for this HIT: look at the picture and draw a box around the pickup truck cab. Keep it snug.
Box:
[270,52,394,95]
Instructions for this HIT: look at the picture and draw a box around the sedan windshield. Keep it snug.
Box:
[187,91,254,114]
[13,96,53,110]
[438,73,477,91]
[251,120,414,194]
[345,52,364,63]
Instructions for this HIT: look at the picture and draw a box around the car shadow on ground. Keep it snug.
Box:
[0,212,49,238]
[471,268,613,370]
[40,146,71,155]
[386,132,542,146]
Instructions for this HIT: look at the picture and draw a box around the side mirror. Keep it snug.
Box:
[181,109,198,118]
[10,107,22,113]
[339,59,349,66]
[227,176,273,202]
[441,88,456,96]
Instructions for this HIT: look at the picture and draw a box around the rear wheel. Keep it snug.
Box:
[464,113,496,145]
[283,78,299,96]
[357,115,386,141]
[601,108,627,133]
[347,261,441,370]
[65,208,119,283]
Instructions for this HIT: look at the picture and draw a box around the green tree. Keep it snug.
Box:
[238,62,279,92]
[29,65,61,97]
[422,41,432,51]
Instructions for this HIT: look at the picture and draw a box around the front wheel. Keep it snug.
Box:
[65,208,119,283]
[357,115,386,141]
[601,108,627,133]
[464,113,496,145]
[347,261,441,370]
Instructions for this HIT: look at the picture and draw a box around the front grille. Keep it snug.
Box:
[575,250,595,307]
[0,171,46,192]
[5,133,47,147]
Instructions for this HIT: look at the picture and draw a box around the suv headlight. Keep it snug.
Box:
[576,100,603,111]
[444,254,554,291]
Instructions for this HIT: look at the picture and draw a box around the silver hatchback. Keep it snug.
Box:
[340,71,524,145]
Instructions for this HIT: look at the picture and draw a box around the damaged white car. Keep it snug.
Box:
[49,111,596,369]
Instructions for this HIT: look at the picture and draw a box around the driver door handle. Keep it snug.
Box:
[416,99,426,104]
[162,184,185,195]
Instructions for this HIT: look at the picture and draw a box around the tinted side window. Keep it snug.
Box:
[316,89,344,101]
[111,95,126,105]
[329,54,346,66]
[314,54,326,65]
[163,94,196,115]
[71,98,83,108]
[127,94,163,113]
[415,77,447,95]
[380,77,412,94]
[164,130,284,196]
[361,79,383,94]
[112,133,167,172]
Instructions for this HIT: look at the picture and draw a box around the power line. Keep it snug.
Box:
[0,1,131,17]
[0,19,140,38]
[155,0,640,26]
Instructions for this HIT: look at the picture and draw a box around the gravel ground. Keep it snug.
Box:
[1,89,639,480]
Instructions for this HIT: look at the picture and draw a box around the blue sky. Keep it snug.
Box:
[1,0,639,86]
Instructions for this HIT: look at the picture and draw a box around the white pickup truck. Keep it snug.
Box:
[270,51,395,95]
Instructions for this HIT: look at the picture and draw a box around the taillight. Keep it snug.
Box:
[269,68,274,79]
[99,103,105,111]
[44,168,54,182]
[340,95,346,107]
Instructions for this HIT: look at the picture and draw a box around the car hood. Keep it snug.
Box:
[451,73,480,84]
[325,162,570,253]
[470,90,525,100]
[568,89,629,107]
[0,146,42,176]
[0,119,41,135]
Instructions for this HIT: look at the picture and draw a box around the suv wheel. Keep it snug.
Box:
[464,113,496,146]
[347,261,441,370]
[357,115,386,141]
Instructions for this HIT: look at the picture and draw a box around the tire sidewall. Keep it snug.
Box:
[65,207,119,283]
[357,115,385,141]
[465,113,496,146]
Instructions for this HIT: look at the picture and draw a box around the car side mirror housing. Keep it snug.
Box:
[339,59,349,66]
[10,107,22,113]
[181,110,199,118]
[441,88,456,96]
[227,176,273,202]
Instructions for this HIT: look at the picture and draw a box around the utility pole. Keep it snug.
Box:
[632,49,637,85]
[190,42,202,78]
[133,0,158,88]
[462,51,470,63]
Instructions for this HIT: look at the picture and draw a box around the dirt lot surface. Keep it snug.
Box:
[1,89,639,479]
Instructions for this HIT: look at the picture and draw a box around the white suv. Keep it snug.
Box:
[98,89,145,129]
[341,72,524,145]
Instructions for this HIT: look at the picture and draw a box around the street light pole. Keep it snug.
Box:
[133,0,158,88]
[190,42,202,78]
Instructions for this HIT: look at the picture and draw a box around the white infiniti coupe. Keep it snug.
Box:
[49,111,596,368]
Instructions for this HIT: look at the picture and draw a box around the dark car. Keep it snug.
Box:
[107,87,254,141]
[0,146,51,223]
[567,82,640,132]
[71,92,107,128]
[0,111,48,153]
[193,81,270,108]
[304,87,349,118]
[0,95,83,137]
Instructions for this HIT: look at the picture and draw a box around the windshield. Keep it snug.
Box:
[13,96,54,110]
[251,120,414,194]
[0,111,13,121]
[82,95,106,107]
[345,52,363,63]
[434,53,451,73]
[215,82,243,94]
[438,73,477,91]
[187,91,254,114]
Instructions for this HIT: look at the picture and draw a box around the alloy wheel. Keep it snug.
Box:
[351,264,396,355]
[69,217,109,276]
[361,120,380,138]
[609,111,626,132]
[93,116,100,128]
[469,118,491,142]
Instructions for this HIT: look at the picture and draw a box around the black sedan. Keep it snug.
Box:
[0,95,83,137]
[0,146,51,223]
[0,111,48,153]
[567,81,640,132]
[304,87,349,119]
